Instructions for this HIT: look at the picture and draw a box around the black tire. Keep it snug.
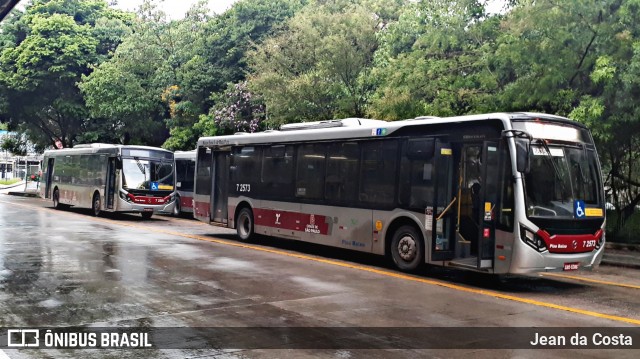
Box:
[52,188,62,209]
[173,195,181,216]
[390,225,424,272]
[92,192,101,217]
[236,207,254,242]
[141,211,153,220]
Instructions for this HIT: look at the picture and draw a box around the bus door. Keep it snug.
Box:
[477,141,500,269]
[105,157,116,209]
[44,158,55,199]
[194,147,213,223]
[430,140,456,261]
[212,151,230,224]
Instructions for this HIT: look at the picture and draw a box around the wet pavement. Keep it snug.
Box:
[0,194,639,358]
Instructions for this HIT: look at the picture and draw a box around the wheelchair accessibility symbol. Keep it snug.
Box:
[574,200,585,219]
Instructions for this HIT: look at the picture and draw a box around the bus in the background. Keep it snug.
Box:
[193,113,605,274]
[39,144,176,219]
[173,150,196,216]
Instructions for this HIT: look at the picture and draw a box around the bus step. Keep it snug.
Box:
[448,257,479,269]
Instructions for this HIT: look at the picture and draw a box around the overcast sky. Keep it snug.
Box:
[112,0,240,19]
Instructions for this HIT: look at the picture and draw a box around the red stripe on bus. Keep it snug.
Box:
[194,201,209,218]
[253,208,330,235]
[537,229,602,253]
[181,196,193,209]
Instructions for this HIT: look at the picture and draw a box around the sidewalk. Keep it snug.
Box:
[0,180,39,197]
[602,243,640,270]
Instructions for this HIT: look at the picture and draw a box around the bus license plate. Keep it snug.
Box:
[563,262,579,271]
[143,208,153,212]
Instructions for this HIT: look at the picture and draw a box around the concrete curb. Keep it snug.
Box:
[0,181,26,190]
[600,258,640,270]
[605,242,640,251]
[6,191,38,197]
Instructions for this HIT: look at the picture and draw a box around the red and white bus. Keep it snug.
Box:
[173,150,196,215]
[193,113,605,274]
[39,144,176,219]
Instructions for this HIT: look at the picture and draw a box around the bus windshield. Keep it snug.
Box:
[122,157,175,192]
[523,143,601,218]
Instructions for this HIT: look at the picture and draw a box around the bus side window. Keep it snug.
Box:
[325,142,359,203]
[262,145,294,199]
[184,160,195,192]
[231,146,262,195]
[359,140,398,205]
[196,148,212,196]
[295,143,326,200]
[399,138,435,208]
[497,143,514,230]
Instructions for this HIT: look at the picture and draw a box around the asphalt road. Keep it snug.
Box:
[0,193,639,358]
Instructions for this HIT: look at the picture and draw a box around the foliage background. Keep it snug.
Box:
[1,0,639,240]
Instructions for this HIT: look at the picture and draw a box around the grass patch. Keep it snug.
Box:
[606,210,640,244]
[0,178,21,186]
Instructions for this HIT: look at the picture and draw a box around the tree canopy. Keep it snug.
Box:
[1,0,639,232]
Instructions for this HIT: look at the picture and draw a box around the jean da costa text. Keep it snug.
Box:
[34,330,152,348]
[530,332,633,346]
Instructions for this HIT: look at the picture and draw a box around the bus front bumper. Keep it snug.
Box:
[509,242,605,275]
[117,197,175,214]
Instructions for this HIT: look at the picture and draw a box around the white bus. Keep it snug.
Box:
[173,150,196,215]
[193,113,606,274]
[39,144,176,219]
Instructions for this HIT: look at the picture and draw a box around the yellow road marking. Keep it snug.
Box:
[542,272,640,290]
[3,198,640,326]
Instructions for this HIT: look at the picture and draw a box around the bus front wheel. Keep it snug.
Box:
[390,225,424,272]
[236,207,254,242]
[53,189,61,209]
[173,195,181,216]
[92,192,101,217]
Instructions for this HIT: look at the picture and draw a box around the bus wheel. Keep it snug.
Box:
[236,207,254,242]
[173,195,181,216]
[92,192,101,217]
[390,225,424,272]
[141,212,153,220]
[53,189,61,209]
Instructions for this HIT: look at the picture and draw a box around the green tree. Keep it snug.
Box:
[0,0,133,148]
[80,0,201,147]
[183,0,306,146]
[196,81,265,137]
[368,0,499,120]
[248,0,380,127]
[1,135,28,156]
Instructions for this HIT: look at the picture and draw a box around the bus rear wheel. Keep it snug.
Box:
[141,211,153,220]
[390,225,424,272]
[236,207,254,242]
[92,192,101,217]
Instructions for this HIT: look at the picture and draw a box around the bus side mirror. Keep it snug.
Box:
[515,139,530,173]
[115,156,123,170]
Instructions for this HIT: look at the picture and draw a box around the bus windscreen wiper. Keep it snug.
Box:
[534,139,567,199]
[133,157,145,174]
[133,157,148,184]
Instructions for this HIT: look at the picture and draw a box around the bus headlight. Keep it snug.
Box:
[163,194,175,203]
[595,229,604,250]
[520,225,547,252]
[119,190,134,202]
